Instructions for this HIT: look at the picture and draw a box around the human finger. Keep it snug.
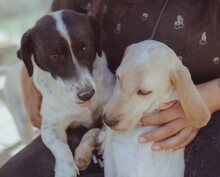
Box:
[159,100,177,110]
[140,102,182,126]
[172,130,198,151]
[151,127,195,151]
[139,118,189,143]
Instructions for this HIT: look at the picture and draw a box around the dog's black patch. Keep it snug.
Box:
[32,14,78,79]
[18,10,102,79]
[61,10,98,74]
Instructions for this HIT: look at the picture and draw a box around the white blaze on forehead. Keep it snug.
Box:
[50,11,80,69]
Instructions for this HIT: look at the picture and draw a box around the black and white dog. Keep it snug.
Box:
[1,10,114,177]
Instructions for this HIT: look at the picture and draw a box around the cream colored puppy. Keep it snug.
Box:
[103,40,210,130]
[75,40,210,177]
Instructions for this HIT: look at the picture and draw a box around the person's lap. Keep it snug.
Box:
[0,111,220,177]
[0,127,103,177]
[184,110,220,177]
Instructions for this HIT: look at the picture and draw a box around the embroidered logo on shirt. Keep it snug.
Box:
[114,23,121,35]
[141,12,149,21]
[213,57,219,64]
[103,5,108,13]
[174,15,184,29]
[199,32,207,45]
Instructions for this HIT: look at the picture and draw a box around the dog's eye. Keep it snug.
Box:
[79,46,90,57]
[50,55,60,62]
[137,90,152,96]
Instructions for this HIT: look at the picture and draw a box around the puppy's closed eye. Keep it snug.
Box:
[116,74,120,81]
[137,89,152,96]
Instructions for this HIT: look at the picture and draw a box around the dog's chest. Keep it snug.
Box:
[104,127,185,177]
[40,98,93,128]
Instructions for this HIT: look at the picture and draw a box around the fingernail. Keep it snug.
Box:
[139,137,147,143]
[152,145,161,151]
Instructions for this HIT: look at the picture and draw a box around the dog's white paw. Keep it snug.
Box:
[74,128,101,170]
[74,143,93,170]
[55,161,79,177]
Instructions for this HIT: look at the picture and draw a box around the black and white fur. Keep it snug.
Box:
[2,10,113,177]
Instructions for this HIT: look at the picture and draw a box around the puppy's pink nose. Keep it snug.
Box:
[102,114,119,128]
[77,88,95,102]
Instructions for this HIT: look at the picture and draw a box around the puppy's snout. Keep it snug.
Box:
[102,114,119,128]
[77,87,95,101]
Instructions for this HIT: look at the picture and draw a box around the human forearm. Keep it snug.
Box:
[22,66,42,128]
[197,78,220,115]
[139,77,220,150]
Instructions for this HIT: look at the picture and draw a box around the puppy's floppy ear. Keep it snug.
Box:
[170,65,210,128]
[17,29,33,76]
[89,16,103,57]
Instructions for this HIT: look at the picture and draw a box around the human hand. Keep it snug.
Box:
[138,78,220,151]
[22,66,42,128]
[139,100,199,151]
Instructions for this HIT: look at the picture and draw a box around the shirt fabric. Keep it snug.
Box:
[102,0,220,84]
[76,0,220,84]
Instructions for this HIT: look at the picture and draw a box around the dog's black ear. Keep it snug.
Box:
[89,16,103,57]
[17,29,33,76]
[16,49,21,59]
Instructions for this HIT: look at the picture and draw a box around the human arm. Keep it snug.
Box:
[21,66,42,128]
[139,78,220,151]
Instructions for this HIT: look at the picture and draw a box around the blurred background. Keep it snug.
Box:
[0,0,52,167]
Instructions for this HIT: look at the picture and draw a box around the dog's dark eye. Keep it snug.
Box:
[137,90,152,96]
[50,55,60,62]
[79,46,90,57]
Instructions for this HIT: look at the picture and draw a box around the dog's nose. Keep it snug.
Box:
[77,87,95,101]
[102,114,119,127]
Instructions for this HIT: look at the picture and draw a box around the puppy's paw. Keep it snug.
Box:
[74,128,101,170]
[74,144,93,170]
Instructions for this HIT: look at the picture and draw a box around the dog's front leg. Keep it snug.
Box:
[74,128,101,170]
[41,123,79,177]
